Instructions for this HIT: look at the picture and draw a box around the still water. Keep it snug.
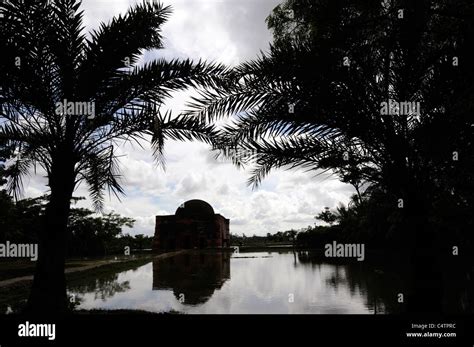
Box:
[68,251,407,314]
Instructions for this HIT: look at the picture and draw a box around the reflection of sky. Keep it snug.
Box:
[71,253,371,314]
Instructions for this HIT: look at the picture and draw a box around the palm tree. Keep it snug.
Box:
[188,0,474,312]
[190,0,473,194]
[0,0,226,313]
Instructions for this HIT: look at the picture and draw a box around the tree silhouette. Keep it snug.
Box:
[316,207,337,226]
[0,0,226,313]
[188,0,474,312]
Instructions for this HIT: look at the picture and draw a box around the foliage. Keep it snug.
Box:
[0,193,154,256]
[315,207,337,226]
[189,0,474,251]
[0,0,229,312]
[0,0,227,207]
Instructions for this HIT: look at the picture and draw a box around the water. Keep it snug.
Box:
[68,251,407,314]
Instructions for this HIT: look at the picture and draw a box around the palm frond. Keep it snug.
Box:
[77,145,124,212]
[77,0,172,99]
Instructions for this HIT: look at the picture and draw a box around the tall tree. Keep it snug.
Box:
[0,0,226,313]
[189,0,474,312]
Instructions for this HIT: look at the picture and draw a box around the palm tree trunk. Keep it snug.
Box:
[25,158,76,315]
[354,185,362,205]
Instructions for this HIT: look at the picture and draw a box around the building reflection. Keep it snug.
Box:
[152,251,231,305]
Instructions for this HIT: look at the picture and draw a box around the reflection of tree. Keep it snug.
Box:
[297,251,408,314]
[68,272,130,303]
[153,251,231,305]
[0,285,29,314]
[297,250,474,313]
[441,258,474,313]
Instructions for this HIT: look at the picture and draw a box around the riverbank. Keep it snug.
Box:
[0,250,186,286]
[0,250,187,314]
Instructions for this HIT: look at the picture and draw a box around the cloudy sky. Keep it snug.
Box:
[22,0,354,236]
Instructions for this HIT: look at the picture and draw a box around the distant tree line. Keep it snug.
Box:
[231,229,298,246]
[297,182,471,254]
[297,191,408,250]
[233,180,469,253]
[0,193,152,257]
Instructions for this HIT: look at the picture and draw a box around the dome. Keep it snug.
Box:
[175,199,215,219]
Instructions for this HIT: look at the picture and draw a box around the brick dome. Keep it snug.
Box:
[175,199,215,219]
